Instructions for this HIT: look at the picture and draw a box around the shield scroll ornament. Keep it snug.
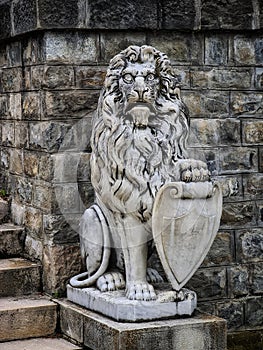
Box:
[152,181,222,291]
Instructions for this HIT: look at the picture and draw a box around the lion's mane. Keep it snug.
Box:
[90,45,189,223]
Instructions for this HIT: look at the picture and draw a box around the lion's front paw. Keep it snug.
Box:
[179,159,210,183]
[176,288,196,301]
[126,281,156,301]
[96,272,125,292]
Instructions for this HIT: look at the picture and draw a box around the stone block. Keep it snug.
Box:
[87,0,158,30]
[43,243,82,295]
[186,267,227,301]
[0,338,82,350]
[57,299,227,350]
[0,1,11,40]
[10,201,25,226]
[9,148,23,175]
[162,0,197,30]
[221,202,257,229]
[22,92,42,120]
[236,228,263,262]
[53,152,83,183]
[14,122,28,148]
[14,176,33,204]
[1,121,15,146]
[43,213,80,244]
[75,66,106,89]
[42,66,74,89]
[228,330,263,350]
[243,173,263,199]
[9,93,22,120]
[219,147,258,173]
[29,121,72,152]
[202,231,233,267]
[255,38,263,64]
[6,41,22,67]
[0,258,41,297]
[13,0,37,35]
[38,0,79,28]
[201,0,253,30]
[191,68,252,90]
[44,32,99,64]
[0,94,9,118]
[32,182,52,211]
[205,35,228,65]
[24,235,43,261]
[228,266,249,297]
[0,68,23,92]
[148,33,203,65]
[251,263,263,294]
[242,120,263,145]
[78,182,94,211]
[245,297,263,327]
[43,90,99,120]
[23,37,44,65]
[0,223,24,258]
[53,183,81,215]
[183,90,229,118]
[0,198,9,224]
[0,296,57,341]
[100,32,146,63]
[255,68,263,89]
[216,301,244,330]
[232,36,256,65]
[24,151,39,177]
[24,206,43,238]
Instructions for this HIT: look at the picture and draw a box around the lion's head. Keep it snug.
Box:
[90,45,190,221]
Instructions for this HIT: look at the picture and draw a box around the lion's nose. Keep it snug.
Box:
[134,77,148,101]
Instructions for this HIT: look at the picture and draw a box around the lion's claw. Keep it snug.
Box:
[126,282,156,301]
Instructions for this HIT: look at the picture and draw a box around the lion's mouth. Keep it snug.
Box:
[125,103,155,129]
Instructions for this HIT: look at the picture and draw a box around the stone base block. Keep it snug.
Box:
[67,284,197,322]
[57,298,227,350]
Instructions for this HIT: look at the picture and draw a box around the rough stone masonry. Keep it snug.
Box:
[0,0,262,348]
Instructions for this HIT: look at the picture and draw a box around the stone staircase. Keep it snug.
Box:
[0,223,82,349]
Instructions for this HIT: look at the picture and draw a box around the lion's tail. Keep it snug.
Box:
[69,205,111,288]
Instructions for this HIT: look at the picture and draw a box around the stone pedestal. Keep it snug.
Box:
[57,299,227,350]
[67,284,197,322]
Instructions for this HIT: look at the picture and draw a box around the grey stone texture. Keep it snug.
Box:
[57,298,227,350]
[0,2,262,347]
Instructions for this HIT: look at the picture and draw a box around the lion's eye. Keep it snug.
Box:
[123,73,134,83]
[146,73,155,81]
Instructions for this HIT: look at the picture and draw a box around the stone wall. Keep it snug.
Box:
[0,0,262,344]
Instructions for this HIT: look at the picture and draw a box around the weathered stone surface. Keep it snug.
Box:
[57,299,227,350]
[216,301,244,330]
[228,266,249,297]
[100,32,146,62]
[22,92,41,120]
[0,338,82,350]
[75,66,106,89]
[232,36,263,65]
[10,201,25,226]
[148,33,203,65]
[1,121,15,146]
[53,183,81,214]
[52,152,83,183]
[0,1,11,40]
[162,0,197,30]
[0,258,41,297]
[23,37,44,65]
[43,213,80,244]
[9,148,23,175]
[255,68,263,89]
[228,330,263,350]
[255,38,263,64]
[251,263,263,294]
[0,67,23,92]
[221,202,257,228]
[24,206,43,238]
[0,296,57,341]
[43,90,99,119]
[242,120,263,145]
[243,173,263,199]
[0,198,9,223]
[44,32,99,64]
[186,268,227,300]
[202,231,233,267]
[184,90,229,117]
[38,0,79,28]
[88,0,158,30]
[29,121,72,152]
[219,147,258,173]
[231,92,263,116]
[32,182,52,211]
[191,68,252,89]
[236,229,263,262]
[24,235,43,261]
[0,223,24,257]
[13,0,37,35]
[6,41,22,67]
[43,244,82,295]
[201,0,253,30]
[205,35,228,65]
[245,297,263,327]
[42,66,75,89]
[14,122,28,148]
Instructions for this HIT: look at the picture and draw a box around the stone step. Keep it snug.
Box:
[0,296,57,342]
[0,337,82,350]
[0,258,41,297]
[0,223,25,257]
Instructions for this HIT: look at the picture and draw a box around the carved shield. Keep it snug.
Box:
[152,182,222,291]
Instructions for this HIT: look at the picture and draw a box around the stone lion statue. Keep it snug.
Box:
[70,45,210,300]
